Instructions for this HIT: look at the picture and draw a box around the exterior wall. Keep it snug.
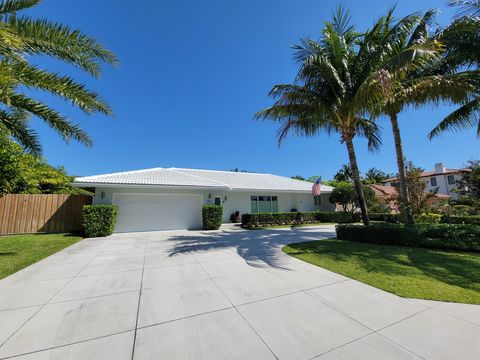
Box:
[384,173,465,198]
[93,186,335,223]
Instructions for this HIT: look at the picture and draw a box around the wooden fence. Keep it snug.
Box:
[0,194,92,235]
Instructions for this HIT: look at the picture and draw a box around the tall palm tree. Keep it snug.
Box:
[256,7,435,225]
[0,0,117,154]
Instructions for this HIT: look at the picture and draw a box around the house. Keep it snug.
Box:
[73,167,334,233]
[369,183,450,213]
[382,162,470,198]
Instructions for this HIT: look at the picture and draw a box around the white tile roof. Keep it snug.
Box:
[73,167,333,193]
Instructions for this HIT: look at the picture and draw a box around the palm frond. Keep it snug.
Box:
[0,0,38,14]
[0,108,40,153]
[428,96,480,138]
[449,0,480,18]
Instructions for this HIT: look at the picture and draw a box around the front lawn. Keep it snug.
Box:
[0,233,83,279]
[283,239,480,304]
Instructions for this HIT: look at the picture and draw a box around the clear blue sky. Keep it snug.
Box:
[27,0,477,179]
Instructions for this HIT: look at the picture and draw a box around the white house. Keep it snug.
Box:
[73,167,334,233]
[382,162,470,198]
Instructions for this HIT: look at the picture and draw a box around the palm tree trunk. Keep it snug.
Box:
[389,113,414,225]
[345,137,370,225]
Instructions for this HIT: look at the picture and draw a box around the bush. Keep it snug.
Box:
[82,205,118,237]
[336,223,480,252]
[368,212,401,223]
[415,213,442,224]
[241,211,359,228]
[441,214,480,225]
[202,205,223,230]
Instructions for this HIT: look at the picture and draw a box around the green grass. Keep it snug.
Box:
[283,239,480,304]
[0,233,83,279]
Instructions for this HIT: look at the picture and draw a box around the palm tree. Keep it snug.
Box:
[0,0,117,154]
[256,8,435,225]
[427,2,480,138]
[333,164,353,182]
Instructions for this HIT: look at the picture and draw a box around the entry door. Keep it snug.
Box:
[113,193,202,232]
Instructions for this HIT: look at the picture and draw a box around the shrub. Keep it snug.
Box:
[241,211,358,228]
[441,215,480,225]
[368,212,401,223]
[202,205,223,230]
[415,213,442,224]
[336,223,480,252]
[82,205,118,237]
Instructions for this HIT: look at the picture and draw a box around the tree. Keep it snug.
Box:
[364,167,391,184]
[0,0,117,154]
[458,160,480,199]
[306,175,320,183]
[390,162,436,216]
[291,175,306,180]
[256,7,433,225]
[328,181,376,214]
[427,2,480,138]
[333,165,352,182]
[0,134,81,194]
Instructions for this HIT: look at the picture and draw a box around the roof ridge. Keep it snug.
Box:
[169,168,230,188]
[77,167,165,179]
[169,167,272,176]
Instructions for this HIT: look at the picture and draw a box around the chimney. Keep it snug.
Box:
[434,162,446,174]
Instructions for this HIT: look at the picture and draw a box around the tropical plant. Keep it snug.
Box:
[291,175,306,180]
[333,164,353,182]
[255,7,437,225]
[0,133,84,194]
[328,181,376,214]
[0,0,117,154]
[427,2,480,138]
[364,167,391,184]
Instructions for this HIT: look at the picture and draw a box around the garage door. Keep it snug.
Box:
[113,194,202,232]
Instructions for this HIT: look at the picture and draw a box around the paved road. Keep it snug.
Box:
[0,225,479,359]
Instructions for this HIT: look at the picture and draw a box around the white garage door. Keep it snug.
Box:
[113,193,202,232]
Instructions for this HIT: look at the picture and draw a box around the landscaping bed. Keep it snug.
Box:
[0,233,83,279]
[284,239,480,304]
[241,211,358,229]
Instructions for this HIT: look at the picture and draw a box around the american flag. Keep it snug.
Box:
[312,176,322,196]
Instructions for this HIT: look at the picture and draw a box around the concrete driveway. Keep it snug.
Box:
[0,225,479,359]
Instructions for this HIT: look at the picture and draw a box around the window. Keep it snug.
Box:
[447,175,455,185]
[250,195,278,213]
[430,177,438,187]
[314,195,322,206]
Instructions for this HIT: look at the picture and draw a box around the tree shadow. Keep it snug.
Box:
[164,227,336,270]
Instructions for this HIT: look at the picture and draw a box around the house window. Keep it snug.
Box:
[447,175,455,185]
[314,195,322,206]
[250,195,278,213]
[430,177,438,187]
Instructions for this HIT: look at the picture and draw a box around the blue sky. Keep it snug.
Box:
[27,0,477,179]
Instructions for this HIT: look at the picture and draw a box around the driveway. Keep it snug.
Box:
[0,225,479,359]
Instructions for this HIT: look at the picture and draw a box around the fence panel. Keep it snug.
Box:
[0,194,92,235]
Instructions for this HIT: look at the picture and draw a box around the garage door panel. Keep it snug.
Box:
[113,194,202,232]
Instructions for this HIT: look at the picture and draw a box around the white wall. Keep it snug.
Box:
[93,186,335,222]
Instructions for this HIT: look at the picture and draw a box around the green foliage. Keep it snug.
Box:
[0,0,117,154]
[458,160,480,199]
[241,211,358,228]
[202,205,223,230]
[415,213,442,224]
[363,168,391,184]
[291,175,306,181]
[368,212,402,223]
[336,223,480,252]
[82,205,118,237]
[333,165,353,182]
[328,182,376,213]
[441,214,480,225]
[0,134,80,194]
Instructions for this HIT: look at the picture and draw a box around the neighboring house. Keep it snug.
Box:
[73,167,334,233]
[369,184,450,213]
[382,162,470,198]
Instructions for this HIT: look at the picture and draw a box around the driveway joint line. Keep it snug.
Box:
[0,244,107,350]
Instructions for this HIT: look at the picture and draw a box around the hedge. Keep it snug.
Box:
[441,215,480,225]
[368,212,401,223]
[336,223,480,252]
[241,211,359,228]
[82,205,118,238]
[202,205,223,230]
